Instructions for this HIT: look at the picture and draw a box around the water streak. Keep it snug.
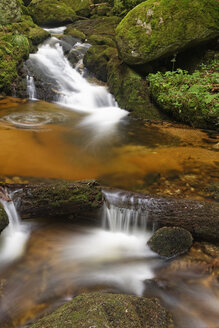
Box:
[0,193,31,265]
[26,75,37,100]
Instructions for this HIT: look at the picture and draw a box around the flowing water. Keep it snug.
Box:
[0,30,218,327]
[0,192,31,265]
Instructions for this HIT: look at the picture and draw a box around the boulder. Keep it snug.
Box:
[0,0,21,25]
[28,0,77,26]
[148,226,193,258]
[0,204,8,233]
[0,34,30,94]
[30,292,173,328]
[107,57,166,120]
[115,0,219,65]
[84,45,117,81]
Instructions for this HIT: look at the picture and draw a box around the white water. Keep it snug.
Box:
[0,196,30,265]
[26,75,37,100]
[43,26,66,35]
[28,37,128,134]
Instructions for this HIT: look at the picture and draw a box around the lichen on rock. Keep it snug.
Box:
[115,0,219,65]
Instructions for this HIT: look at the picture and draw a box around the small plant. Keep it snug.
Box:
[147,59,219,129]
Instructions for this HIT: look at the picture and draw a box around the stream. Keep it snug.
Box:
[0,28,218,328]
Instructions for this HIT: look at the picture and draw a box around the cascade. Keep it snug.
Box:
[26,36,128,132]
[26,75,37,100]
[0,190,31,265]
[102,191,148,233]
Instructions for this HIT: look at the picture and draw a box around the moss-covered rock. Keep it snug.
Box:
[0,0,22,25]
[84,45,117,81]
[28,0,77,26]
[107,57,166,120]
[30,292,173,328]
[66,16,121,40]
[64,27,86,41]
[0,33,30,94]
[148,226,193,258]
[88,34,116,47]
[116,0,219,66]
[0,204,8,233]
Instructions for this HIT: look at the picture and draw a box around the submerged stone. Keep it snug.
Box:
[148,226,193,258]
[30,292,173,328]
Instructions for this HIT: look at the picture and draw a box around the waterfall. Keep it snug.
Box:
[0,194,30,265]
[26,75,37,100]
[27,37,128,133]
[102,190,151,233]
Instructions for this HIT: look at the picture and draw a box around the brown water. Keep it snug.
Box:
[0,97,218,200]
[0,97,219,328]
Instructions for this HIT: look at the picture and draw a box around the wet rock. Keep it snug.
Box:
[115,0,219,66]
[67,43,90,68]
[29,292,173,328]
[148,227,193,258]
[0,204,9,233]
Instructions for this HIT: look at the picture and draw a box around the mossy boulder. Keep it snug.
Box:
[115,0,219,66]
[0,34,30,94]
[67,16,121,40]
[107,57,166,120]
[64,27,86,41]
[88,34,116,47]
[148,227,193,258]
[0,0,22,25]
[0,204,8,233]
[28,0,77,26]
[84,45,117,81]
[30,292,173,328]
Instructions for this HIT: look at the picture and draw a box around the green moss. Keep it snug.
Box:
[107,57,165,120]
[28,0,77,26]
[116,0,219,65]
[84,45,117,81]
[19,181,102,219]
[88,34,116,47]
[148,227,193,258]
[147,59,219,129]
[0,0,22,25]
[67,16,121,40]
[64,27,86,41]
[0,204,8,233]
[30,292,173,328]
[0,33,30,92]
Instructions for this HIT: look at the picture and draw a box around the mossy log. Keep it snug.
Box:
[0,181,102,223]
[103,189,219,243]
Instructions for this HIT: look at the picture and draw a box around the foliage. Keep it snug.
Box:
[147,60,219,129]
